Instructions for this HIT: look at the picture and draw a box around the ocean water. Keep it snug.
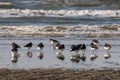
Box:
[0,0,120,69]
[0,0,119,37]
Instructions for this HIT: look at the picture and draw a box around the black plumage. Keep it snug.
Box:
[81,44,86,50]
[11,43,20,52]
[90,43,98,50]
[12,43,20,49]
[70,44,82,52]
[55,43,65,51]
[104,43,111,50]
[50,39,60,45]
[37,42,44,50]
[92,39,99,45]
[24,42,32,49]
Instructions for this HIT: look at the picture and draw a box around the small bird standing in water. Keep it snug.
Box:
[90,42,98,61]
[92,39,99,45]
[55,43,65,52]
[11,42,20,63]
[24,42,33,58]
[37,42,44,52]
[37,42,44,59]
[80,44,86,61]
[50,39,60,49]
[11,42,20,58]
[24,42,32,50]
[70,44,82,53]
[104,43,111,59]
[55,43,65,61]
[50,39,60,45]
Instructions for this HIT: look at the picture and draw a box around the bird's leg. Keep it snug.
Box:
[39,49,42,53]
[81,50,85,57]
[28,48,30,53]
[107,49,109,54]
[92,50,94,55]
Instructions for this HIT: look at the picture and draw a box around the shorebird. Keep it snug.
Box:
[11,42,20,63]
[24,42,32,50]
[50,39,60,49]
[70,44,82,62]
[37,42,44,59]
[80,44,86,61]
[92,39,99,45]
[50,39,60,45]
[104,43,111,59]
[90,43,98,52]
[104,43,111,50]
[55,43,65,52]
[12,42,20,49]
[80,44,86,55]
[24,42,33,57]
[11,43,20,58]
[70,44,82,53]
[90,42,98,61]
[55,43,65,61]
[37,42,44,51]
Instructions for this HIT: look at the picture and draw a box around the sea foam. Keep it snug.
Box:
[0,25,119,37]
[0,9,120,18]
[0,9,120,37]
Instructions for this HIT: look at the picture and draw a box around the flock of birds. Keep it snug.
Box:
[11,39,112,63]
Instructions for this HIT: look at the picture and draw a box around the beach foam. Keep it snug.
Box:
[0,9,120,37]
[0,24,119,37]
[0,9,120,18]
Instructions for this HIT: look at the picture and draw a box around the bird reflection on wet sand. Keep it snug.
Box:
[38,52,44,59]
[56,51,65,61]
[70,54,80,63]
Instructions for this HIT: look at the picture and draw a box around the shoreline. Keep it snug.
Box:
[0,68,120,80]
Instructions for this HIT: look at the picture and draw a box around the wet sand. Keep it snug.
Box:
[0,68,120,80]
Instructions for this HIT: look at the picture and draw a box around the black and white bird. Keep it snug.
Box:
[24,42,33,57]
[55,43,65,61]
[55,43,65,52]
[37,42,44,59]
[70,44,82,62]
[12,42,20,49]
[24,42,32,49]
[50,39,60,49]
[90,43,98,52]
[11,42,20,58]
[90,42,98,61]
[104,43,111,50]
[80,44,86,55]
[11,42,20,63]
[80,44,86,61]
[50,39,60,45]
[104,43,111,59]
[92,39,99,45]
[37,42,44,51]
[70,44,82,53]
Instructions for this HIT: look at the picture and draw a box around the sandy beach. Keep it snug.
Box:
[0,68,119,80]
